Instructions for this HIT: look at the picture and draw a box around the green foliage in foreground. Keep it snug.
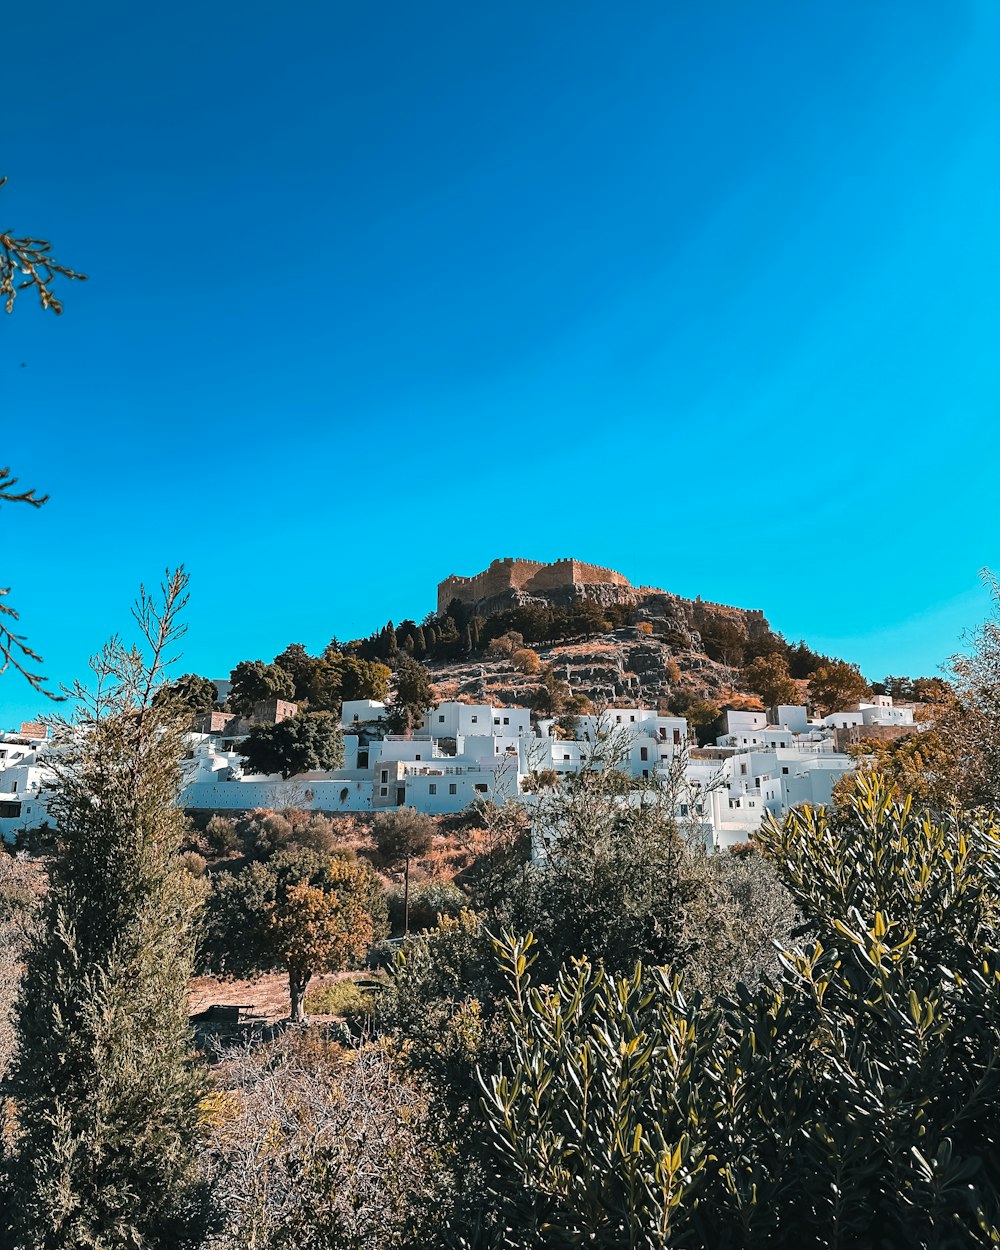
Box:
[479,776,1000,1249]
[1,572,210,1250]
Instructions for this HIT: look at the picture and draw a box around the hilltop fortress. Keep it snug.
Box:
[438,557,635,616]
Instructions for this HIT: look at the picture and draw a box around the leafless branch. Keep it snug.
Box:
[1,176,88,315]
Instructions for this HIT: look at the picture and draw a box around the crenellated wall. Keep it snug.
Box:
[438,557,632,614]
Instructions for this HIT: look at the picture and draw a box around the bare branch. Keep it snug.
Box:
[1,176,88,315]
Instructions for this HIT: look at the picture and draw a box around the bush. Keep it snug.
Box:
[479,776,1000,1248]
[510,648,541,675]
[387,880,467,934]
[177,850,207,877]
[204,814,239,857]
[303,978,376,1021]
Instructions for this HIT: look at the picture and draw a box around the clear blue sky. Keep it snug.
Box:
[2,1,998,728]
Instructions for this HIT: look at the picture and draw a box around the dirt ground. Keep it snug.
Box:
[188,969,355,1023]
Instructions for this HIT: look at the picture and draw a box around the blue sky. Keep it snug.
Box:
[2,1,998,727]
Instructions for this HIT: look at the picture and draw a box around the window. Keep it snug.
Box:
[380,787,388,797]
[471,715,478,723]
[640,747,648,761]
[630,715,635,723]
[474,783,488,793]
[439,715,445,722]
[494,717,500,725]
[449,783,457,795]
[415,754,421,761]
[503,716,509,725]
[0,802,21,817]
[680,803,689,817]
[381,770,388,783]
[11,781,16,793]
[673,729,682,745]
[642,769,649,779]
[782,766,789,775]
[740,764,747,776]
[429,783,437,795]
[353,714,360,722]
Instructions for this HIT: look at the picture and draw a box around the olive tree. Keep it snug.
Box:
[201,848,387,1023]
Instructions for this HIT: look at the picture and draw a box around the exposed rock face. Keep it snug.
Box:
[428,628,744,710]
[428,556,775,709]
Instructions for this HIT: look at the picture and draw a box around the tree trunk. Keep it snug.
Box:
[289,970,310,1023]
[403,857,411,937]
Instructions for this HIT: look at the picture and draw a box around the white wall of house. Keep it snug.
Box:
[725,709,768,736]
[341,699,387,727]
[773,705,809,732]
[426,702,495,738]
[182,777,375,812]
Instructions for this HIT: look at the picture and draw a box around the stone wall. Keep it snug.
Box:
[833,723,919,753]
[438,557,631,614]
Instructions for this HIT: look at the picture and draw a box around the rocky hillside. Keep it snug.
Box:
[425,621,770,712]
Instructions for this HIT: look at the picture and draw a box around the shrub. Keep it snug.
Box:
[204,814,239,857]
[479,776,1000,1248]
[303,978,375,1021]
[510,648,541,675]
[387,880,467,933]
[177,850,207,877]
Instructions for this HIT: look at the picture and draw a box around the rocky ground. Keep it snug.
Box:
[426,625,747,710]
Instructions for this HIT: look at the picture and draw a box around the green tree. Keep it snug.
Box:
[388,654,434,733]
[229,658,296,716]
[698,612,746,667]
[807,659,870,714]
[743,653,798,707]
[373,807,435,936]
[530,664,570,718]
[2,570,209,1249]
[238,711,344,779]
[154,670,218,714]
[339,656,391,702]
[272,642,318,701]
[201,848,387,1022]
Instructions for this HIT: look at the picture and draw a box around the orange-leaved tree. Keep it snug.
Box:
[201,849,387,1023]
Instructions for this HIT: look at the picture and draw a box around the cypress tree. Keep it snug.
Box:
[2,570,210,1250]
[413,625,427,659]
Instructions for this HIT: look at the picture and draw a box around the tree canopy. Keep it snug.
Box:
[229,659,296,716]
[807,659,870,714]
[200,848,388,1022]
[238,711,344,779]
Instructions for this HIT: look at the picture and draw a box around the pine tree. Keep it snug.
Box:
[413,626,427,659]
[382,621,398,659]
[2,570,211,1250]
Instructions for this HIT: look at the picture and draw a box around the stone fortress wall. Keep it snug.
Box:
[438,557,632,615]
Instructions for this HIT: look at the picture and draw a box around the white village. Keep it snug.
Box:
[0,685,925,850]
